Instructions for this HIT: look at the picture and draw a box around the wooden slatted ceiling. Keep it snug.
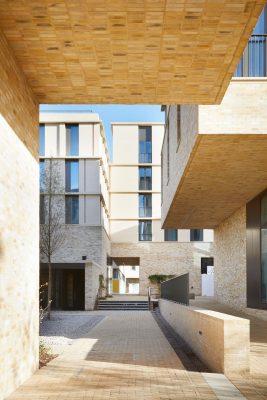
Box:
[0,1,264,104]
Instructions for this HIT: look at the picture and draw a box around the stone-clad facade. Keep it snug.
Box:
[214,207,247,310]
[0,29,39,400]
[112,242,213,296]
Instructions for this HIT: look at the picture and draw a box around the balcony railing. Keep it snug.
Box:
[139,234,152,241]
[234,34,267,77]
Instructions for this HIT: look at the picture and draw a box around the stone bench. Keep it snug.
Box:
[159,299,250,374]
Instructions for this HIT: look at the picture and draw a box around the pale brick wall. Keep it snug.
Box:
[111,241,213,295]
[0,121,39,400]
[161,105,198,226]
[0,28,39,400]
[214,206,247,310]
[85,261,102,310]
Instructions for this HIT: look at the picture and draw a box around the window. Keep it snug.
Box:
[164,229,177,241]
[139,126,152,163]
[139,194,152,217]
[176,105,181,150]
[40,195,45,224]
[39,124,45,156]
[139,220,152,241]
[113,268,119,279]
[201,257,214,274]
[65,160,79,192]
[139,167,152,190]
[66,124,79,156]
[65,196,79,224]
[40,160,45,192]
[190,229,203,242]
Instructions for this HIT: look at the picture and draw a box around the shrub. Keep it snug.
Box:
[148,274,175,284]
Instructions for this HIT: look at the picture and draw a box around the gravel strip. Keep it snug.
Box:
[40,312,105,355]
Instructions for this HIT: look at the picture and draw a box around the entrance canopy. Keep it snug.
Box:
[0,1,264,105]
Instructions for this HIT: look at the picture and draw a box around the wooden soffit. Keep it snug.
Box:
[163,134,267,229]
[0,1,265,104]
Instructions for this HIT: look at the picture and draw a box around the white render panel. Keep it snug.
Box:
[152,166,161,192]
[111,166,138,192]
[204,229,214,242]
[85,196,101,225]
[110,220,138,242]
[152,193,161,219]
[152,124,164,164]
[178,229,191,242]
[111,193,138,219]
[85,160,100,193]
[153,220,164,242]
[40,112,100,124]
[59,124,66,156]
[79,124,93,157]
[113,125,138,164]
[93,124,100,156]
[45,125,58,157]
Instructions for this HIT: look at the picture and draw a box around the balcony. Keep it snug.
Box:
[161,81,267,229]
[235,35,267,77]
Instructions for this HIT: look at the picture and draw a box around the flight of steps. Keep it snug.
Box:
[98,299,149,311]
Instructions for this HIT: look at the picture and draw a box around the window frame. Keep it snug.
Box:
[65,195,79,224]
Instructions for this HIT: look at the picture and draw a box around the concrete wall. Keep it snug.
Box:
[111,241,213,295]
[159,299,250,374]
[0,29,39,399]
[214,206,247,310]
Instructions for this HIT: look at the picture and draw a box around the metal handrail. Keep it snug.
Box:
[235,34,267,77]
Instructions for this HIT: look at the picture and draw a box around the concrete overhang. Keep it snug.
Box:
[0,1,264,105]
[162,80,267,229]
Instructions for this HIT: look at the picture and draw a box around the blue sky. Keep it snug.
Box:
[40,104,164,158]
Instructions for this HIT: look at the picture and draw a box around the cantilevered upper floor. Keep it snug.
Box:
[0,1,264,105]
[161,79,267,229]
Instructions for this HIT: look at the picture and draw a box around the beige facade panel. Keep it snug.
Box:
[152,166,161,192]
[111,193,138,219]
[111,166,138,192]
[0,1,264,105]
[152,125,164,164]
[112,125,138,164]
[162,82,267,228]
[110,220,138,243]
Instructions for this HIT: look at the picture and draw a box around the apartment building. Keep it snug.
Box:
[110,123,213,296]
[161,5,267,318]
[39,112,111,310]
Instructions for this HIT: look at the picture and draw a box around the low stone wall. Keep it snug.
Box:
[85,261,102,310]
[159,299,250,375]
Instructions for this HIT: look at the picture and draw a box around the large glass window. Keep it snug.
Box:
[65,160,79,192]
[139,194,152,217]
[139,126,152,163]
[164,229,177,241]
[66,124,79,156]
[139,220,152,241]
[40,160,45,192]
[261,194,267,303]
[139,167,152,190]
[65,196,79,224]
[190,229,203,242]
[39,124,45,156]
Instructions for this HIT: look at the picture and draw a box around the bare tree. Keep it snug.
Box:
[40,158,66,319]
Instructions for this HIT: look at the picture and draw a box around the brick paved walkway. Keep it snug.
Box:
[7,310,267,400]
